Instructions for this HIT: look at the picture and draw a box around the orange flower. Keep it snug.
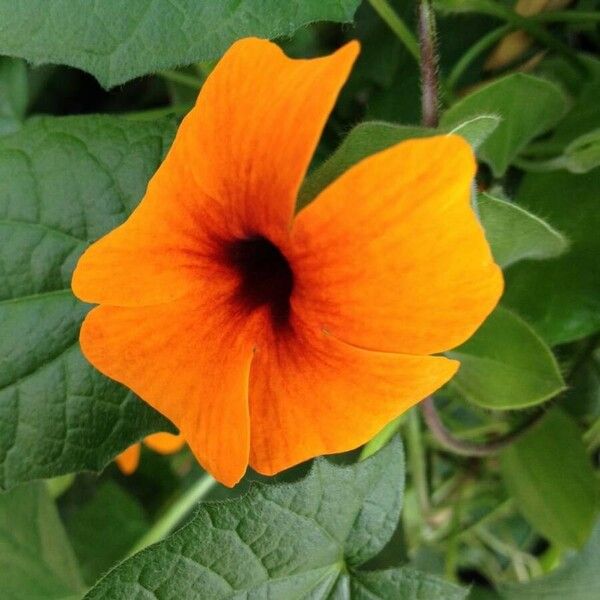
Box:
[116,432,186,475]
[72,38,502,487]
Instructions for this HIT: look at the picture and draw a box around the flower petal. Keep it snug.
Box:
[144,432,186,455]
[290,135,503,355]
[80,293,258,487]
[72,38,359,307]
[178,37,359,245]
[116,444,141,475]
[248,320,458,475]
[72,175,219,306]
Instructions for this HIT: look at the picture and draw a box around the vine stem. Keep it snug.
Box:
[128,473,216,556]
[406,409,431,515]
[421,397,545,457]
[418,0,439,127]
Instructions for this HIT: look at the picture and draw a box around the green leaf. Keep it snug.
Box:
[299,118,500,208]
[500,519,600,599]
[299,121,430,207]
[447,306,565,409]
[560,128,600,174]
[448,115,501,150]
[0,116,175,490]
[86,438,466,599]
[0,57,27,135]
[440,74,568,176]
[500,409,599,549]
[66,481,150,585]
[0,0,360,88]
[504,167,600,345]
[0,481,85,599]
[477,192,568,268]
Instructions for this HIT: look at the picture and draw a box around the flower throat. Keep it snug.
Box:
[225,236,294,327]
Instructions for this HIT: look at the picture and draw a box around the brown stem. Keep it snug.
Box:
[418,0,439,127]
[421,397,545,457]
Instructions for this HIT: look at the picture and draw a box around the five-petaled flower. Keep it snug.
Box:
[116,432,185,475]
[72,38,502,487]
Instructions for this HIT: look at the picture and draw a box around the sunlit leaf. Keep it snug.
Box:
[448,115,501,150]
[447,306,565,409]
[0,116,175,490]
[477,192,568,268]
[86,438,467,599]
[500,409,599,549]
[0,0,361,88]
[440,74,568,175]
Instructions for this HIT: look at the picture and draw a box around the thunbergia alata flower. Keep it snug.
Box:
[72,38,502,486]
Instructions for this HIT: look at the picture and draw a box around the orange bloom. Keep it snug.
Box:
[72,38,502,487]
[116,432,186,475]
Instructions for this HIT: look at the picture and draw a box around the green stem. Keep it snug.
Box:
[368,0,420,63]
[406,408,431,515]
[158,69,203,90]
[533,11,600,24]
[128,474,216,556]
[446,25,511,91]
[360,416,404,460]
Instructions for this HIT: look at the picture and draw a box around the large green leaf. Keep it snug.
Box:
[0,481,85,599]
[447,306,565,409]
[86,439,466,599]
[440,74,568,176]
[0,116,175,490]
[500,409,599,550]
[0,0,360,88]
[477,193,568,268]
[500,518,600,599]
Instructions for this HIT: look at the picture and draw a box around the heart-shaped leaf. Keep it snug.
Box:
[0,116,175,490]
[86,438,467,599]
[447,306,565,409]
[0,0,361,88]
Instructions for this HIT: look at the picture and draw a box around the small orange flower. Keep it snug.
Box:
[116,432,186,475]
[72,38,502,486]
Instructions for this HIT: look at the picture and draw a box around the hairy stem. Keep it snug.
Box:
[418,0,440,127]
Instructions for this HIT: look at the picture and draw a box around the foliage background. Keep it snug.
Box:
[0,0,599,598]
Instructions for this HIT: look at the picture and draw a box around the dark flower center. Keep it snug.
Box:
[225,235,294,327]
